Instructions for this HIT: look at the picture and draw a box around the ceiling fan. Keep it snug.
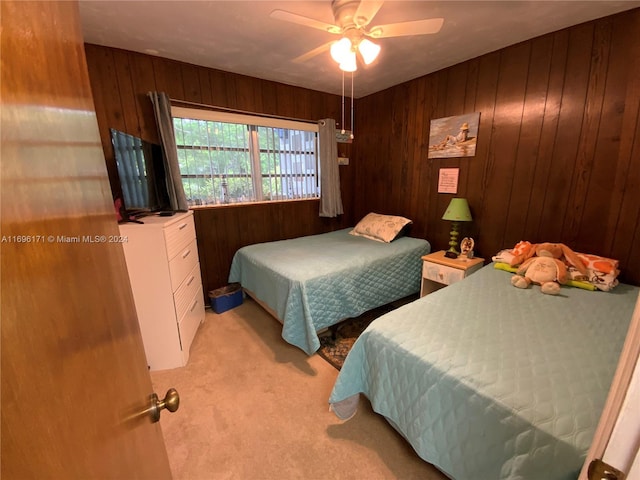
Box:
[270,0,444,71]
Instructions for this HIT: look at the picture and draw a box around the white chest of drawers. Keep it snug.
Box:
[119,211,205,370]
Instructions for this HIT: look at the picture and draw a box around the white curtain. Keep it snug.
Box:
[149,92,189,211]
[318,118,344,217]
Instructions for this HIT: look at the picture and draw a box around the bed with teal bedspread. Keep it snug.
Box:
[329,263,638,480]
[228,228,430,355]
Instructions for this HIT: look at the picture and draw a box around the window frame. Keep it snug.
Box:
[171,106,320,207]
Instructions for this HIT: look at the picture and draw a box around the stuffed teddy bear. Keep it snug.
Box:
[510,242,588,295]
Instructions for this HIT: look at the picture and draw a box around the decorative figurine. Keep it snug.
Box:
[460,237,475,259]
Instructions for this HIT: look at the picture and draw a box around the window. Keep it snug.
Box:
[171,106,320,206]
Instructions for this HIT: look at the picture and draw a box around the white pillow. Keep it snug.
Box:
[349,213,413,243]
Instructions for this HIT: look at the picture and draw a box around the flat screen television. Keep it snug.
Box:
[110,128,171,217]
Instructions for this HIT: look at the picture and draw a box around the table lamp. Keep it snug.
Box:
[442,198,473,254]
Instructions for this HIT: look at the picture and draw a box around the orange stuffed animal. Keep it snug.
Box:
[510,242,588,295]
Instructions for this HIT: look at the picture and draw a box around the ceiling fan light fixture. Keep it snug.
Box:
[358,38,380,64]
[330,37,352,63]
[339,51,357,72]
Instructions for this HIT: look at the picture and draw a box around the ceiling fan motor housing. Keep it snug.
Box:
[331,0,367,30]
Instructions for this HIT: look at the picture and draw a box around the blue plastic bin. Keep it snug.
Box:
[209,283,243,314]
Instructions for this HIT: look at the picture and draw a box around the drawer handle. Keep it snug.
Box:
[182,249,191,259]
[178,223,188,230]
[187,275,195,286]
[189,299,198,312]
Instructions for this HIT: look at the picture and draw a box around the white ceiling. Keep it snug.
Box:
[79,1,640,98]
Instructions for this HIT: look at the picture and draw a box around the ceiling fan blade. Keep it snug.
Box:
[292,42,333,63]
[270,9,342,34]
[369,17,444,38]
[354,0,385,27]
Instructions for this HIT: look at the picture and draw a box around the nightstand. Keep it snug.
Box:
[420,250,485,297]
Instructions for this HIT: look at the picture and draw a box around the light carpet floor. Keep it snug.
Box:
[151,298,447,480]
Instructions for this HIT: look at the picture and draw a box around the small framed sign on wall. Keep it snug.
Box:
[438,168,459,194]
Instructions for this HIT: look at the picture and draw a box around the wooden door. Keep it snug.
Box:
[580,293,640,479]
[601,363,640,478]
[1,1,173,478]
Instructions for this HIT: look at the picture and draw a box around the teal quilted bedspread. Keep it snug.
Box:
[228,228,430,355]
[329,264,638,480]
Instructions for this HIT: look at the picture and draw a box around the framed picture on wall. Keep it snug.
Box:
[428,112,480,159]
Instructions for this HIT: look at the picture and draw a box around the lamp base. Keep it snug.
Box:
[448,222,460,254]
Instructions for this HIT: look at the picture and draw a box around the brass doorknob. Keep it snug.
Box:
[148,388,180,423]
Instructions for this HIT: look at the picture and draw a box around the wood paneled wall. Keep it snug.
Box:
[85,46,353,292]
[86,7,640,290]
[352,8,640,285]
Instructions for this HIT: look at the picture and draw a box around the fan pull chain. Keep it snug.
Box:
[341,70,346,134]
[350,71,354,139]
